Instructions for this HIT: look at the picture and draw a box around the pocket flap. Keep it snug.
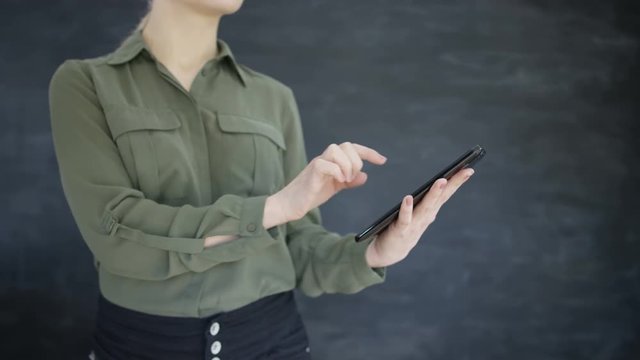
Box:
[217,114,286,150]
[104,105,182,139]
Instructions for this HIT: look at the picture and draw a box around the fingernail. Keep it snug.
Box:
[465,170,474,180]
[439,180,447,189]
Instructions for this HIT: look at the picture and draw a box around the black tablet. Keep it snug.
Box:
[354,145,486,242]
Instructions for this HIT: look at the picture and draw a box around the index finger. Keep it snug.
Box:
[352,143,387,165]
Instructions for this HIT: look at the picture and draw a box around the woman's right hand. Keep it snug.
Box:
[273,142,388,222]
[205,142,386,248]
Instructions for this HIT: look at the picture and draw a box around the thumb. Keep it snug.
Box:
[344,171,368,189]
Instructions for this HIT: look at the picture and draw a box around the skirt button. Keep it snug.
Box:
[211,340,222,355]
[209,321,220,336]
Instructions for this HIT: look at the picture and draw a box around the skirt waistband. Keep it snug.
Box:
[97,290,295,326]
[92,290,303,360]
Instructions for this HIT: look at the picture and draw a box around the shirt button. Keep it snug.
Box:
[200,68,207,76]
[211,340,222,355]
[212,358,220,360]
[209,321,220,336]
[246,223,256,232]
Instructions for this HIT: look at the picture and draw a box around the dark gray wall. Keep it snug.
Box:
[1,0,638,359]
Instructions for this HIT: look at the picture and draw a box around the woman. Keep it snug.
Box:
[48,0,474,359]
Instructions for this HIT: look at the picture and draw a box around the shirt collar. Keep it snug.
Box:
[106,28,247,86]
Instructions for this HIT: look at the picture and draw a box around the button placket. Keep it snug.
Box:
[206,319,222,359]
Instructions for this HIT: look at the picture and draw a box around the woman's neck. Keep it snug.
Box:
[142,1,222,74]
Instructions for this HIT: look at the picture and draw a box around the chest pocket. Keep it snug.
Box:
[104,105,194,202]
[216,113,287,196]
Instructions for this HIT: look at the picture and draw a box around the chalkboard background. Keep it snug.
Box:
[1,0,638,359]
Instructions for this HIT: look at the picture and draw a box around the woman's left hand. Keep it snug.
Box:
[365,167,475,268]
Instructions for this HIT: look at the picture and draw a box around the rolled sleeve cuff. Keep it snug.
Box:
[192,194,281,266]
[239,194,280,239]
[101,210,206,254]
[349,233,387,286]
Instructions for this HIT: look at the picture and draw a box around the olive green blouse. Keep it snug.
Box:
[48,28,386,317]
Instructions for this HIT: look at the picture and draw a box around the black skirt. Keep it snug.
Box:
[89,290,312,360]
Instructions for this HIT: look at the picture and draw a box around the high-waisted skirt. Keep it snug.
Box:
[88,290,312,360]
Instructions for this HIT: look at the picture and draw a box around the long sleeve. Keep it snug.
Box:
[48,59,280,281]
[280,87,387,297]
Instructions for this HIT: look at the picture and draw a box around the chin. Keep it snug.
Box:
[179,0,244,16]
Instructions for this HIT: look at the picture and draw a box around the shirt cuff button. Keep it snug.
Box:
[246,223,256,232]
